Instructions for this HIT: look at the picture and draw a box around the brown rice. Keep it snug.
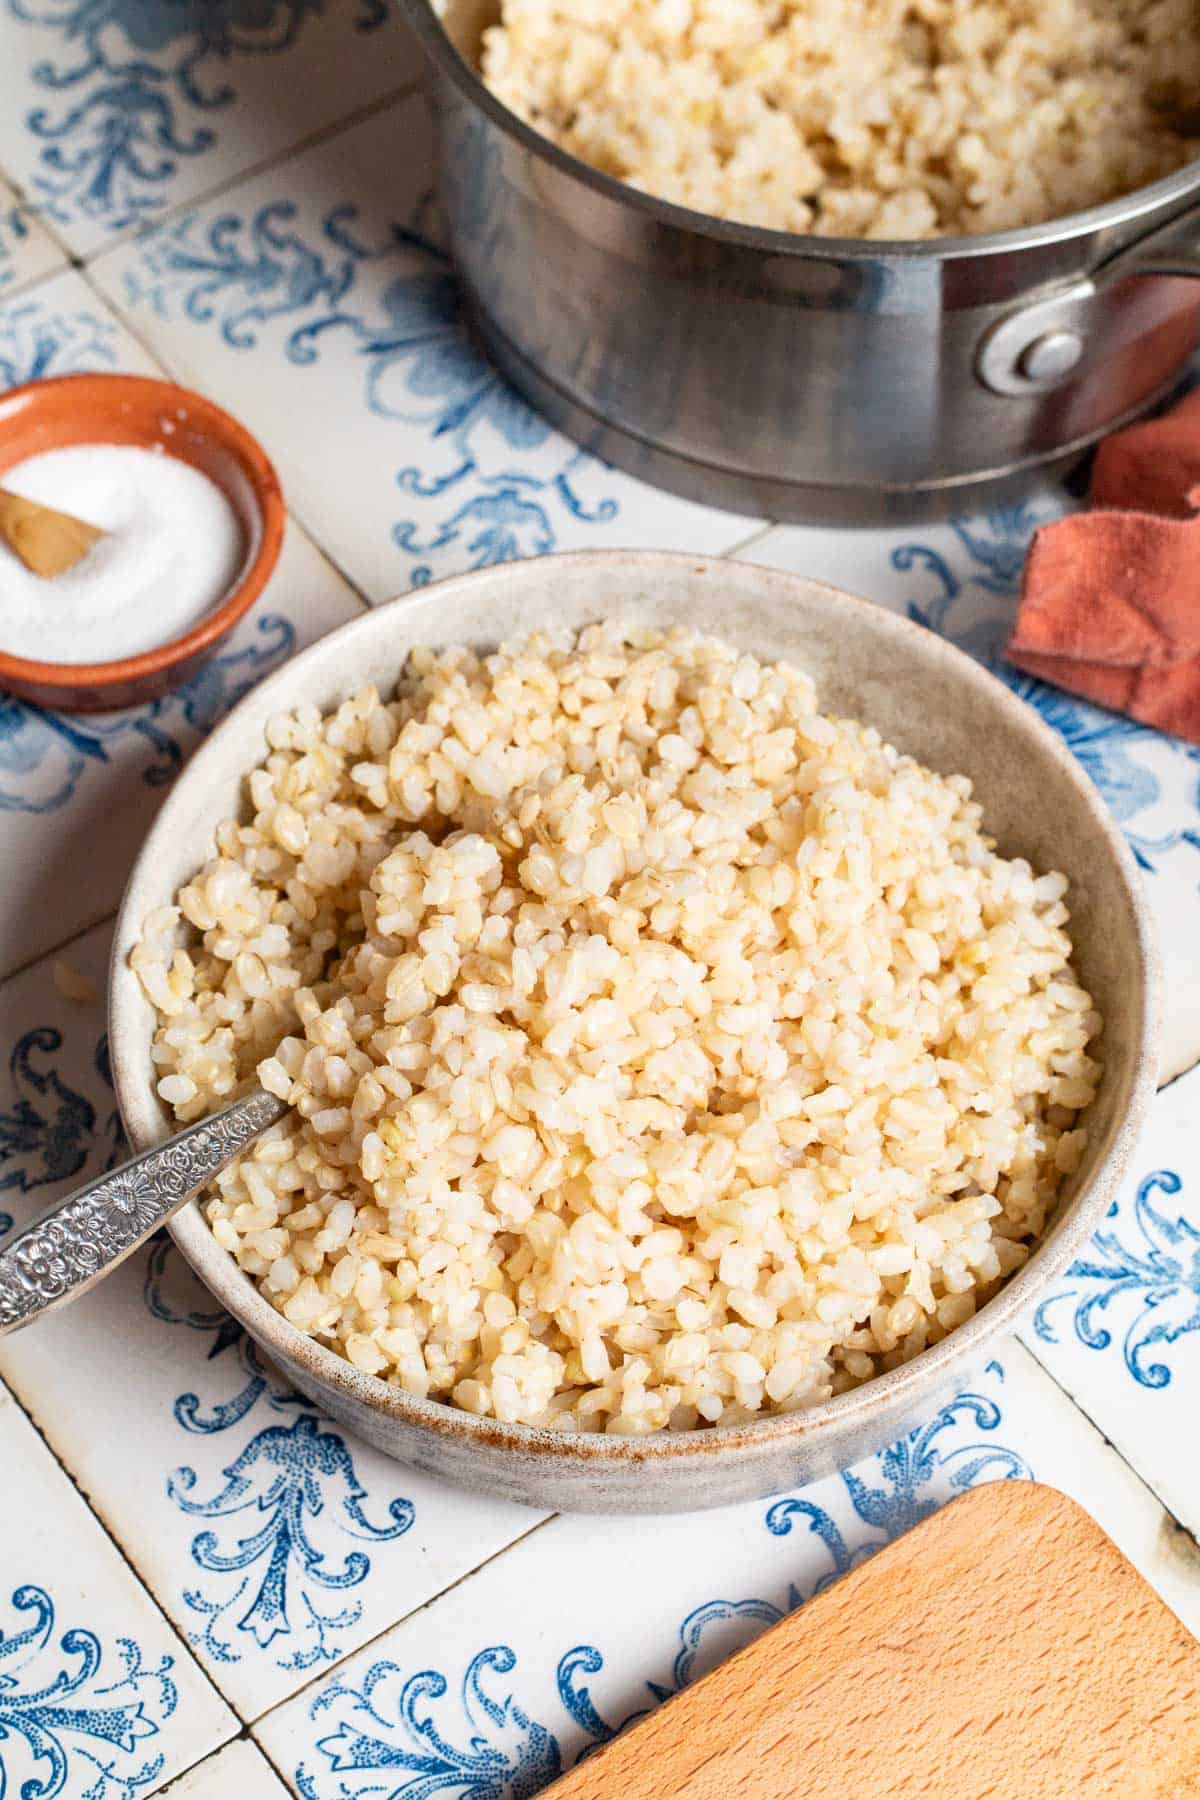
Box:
[475,0,1200,238]
[135,622,1101,1433]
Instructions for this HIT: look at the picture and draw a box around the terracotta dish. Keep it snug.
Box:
[109,552,1160,1512]
[0,373,284,712]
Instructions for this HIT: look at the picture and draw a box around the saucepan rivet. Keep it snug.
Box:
[1018,330,1085,383]
[975,280,1095,397]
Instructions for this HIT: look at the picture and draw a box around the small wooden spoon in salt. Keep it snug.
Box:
[0,485,106,578]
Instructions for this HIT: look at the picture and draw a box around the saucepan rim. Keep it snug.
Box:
[401,0,1200,264]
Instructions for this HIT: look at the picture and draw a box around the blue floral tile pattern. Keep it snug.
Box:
[0,50,1197,1780]
[0,286,119,385]
[3,1209,536,1723]
[893,503,1200,1083]
[0,0,421,254]
[0,269,365,979]
[0,1368,236,1796]
[89,98,761,604]
[0,178,65,296]
[0,613,296,819]
[894,500,1200,878]
[260,1346,1198,1799]
[1023,1063,1200,1540]
[119,201,601,588]
[1033,1169,1199,1392]
[0,920,541,1722]
[763,1390,1028,1566]
[289,1388,1032,1800]
[0,1582,178,1800]
[0,1025,118,1240]
[144,1242,415,1676]
[0,588,318,976]
[298,1645,573,1799]
[740,509,1200,1083]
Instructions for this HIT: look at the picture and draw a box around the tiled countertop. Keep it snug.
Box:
[0,7,1197,1795]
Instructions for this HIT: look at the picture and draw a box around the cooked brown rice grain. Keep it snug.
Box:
[476,0,1200,239]
[134,620,1101,1433]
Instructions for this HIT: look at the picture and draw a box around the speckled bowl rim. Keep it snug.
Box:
[0,373,285,696]
[109,550,1161,1474]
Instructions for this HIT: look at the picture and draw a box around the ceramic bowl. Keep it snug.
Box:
[0,373,284,713]
[108,551,1161,1513]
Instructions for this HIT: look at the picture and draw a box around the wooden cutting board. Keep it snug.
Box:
[545,1482,1200,1799]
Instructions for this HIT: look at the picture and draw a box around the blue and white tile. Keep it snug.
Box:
[0,0,421,259]
[0,921,543,1722]
[739,512,1200,1084]
[255,1344,1198,1800]
[0,1377,235,1799]
[89,96,763,604]
[0,516,363,979]
[1023,1062,1200,1541]
[0,271,367,979]
[160,1737,290,1798]
[0,175,65,297]
[0,262,156,392]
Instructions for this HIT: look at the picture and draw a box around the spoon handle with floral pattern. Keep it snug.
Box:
[0,1087,287,1336]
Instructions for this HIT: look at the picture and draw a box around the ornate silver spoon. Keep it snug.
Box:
[0,1087,286,1336]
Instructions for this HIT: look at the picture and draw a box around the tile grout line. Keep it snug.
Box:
[0,1372,240,1734]
[62,79,770,609]
[3,1302,1192,1794]
[155,1343,1200,1800]
[0,564,375,991]
[8,246,177,395]
[152,1735,250,1799]
[6,161,1200,1735]
[246,1510,556,1753]
[0,905,120,997]
[249,1729,300,1797]
[147,1727,259,1799]
[3,1332,556,1760]
[3,73,425,281]
[0,19,1194,1775]
[1157,1049,1200,1093]
[0,180,81,282]
[154,1727,276,1798]
[0,237,143,321]
[68,253,383,614]
[721,522,780,559]
[1010,1335,1200,1564]
[80,74,424,273]
[254,1344,1200,1777]
[4,758,1187,1687]
[0,949,1193,1751]
[0,261,73,307]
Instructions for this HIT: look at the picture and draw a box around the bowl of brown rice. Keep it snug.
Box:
[109,551,1160,1512]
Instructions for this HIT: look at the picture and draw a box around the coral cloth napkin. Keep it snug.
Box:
[1007,387,1200,744]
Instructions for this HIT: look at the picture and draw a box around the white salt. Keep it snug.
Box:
[0,444,245,664]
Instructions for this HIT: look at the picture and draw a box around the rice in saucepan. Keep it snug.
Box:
[475,0,1200,238]
[135,623,1101,1433]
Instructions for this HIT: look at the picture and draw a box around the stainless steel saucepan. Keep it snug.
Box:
[402,0,1200,522]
